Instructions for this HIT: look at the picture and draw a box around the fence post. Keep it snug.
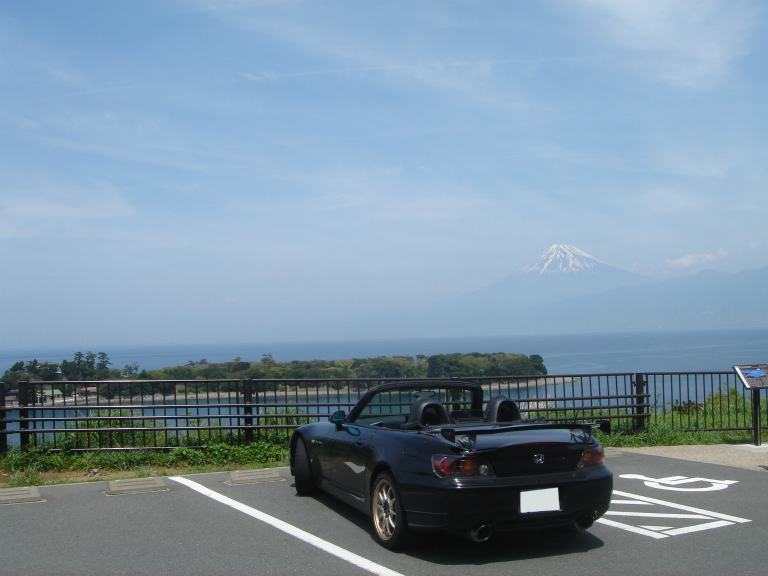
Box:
[0,386,7,454]
[254,381,261,441]
[634,373,648,432]
[243,379,254,444]
[19,381,30,451]
[751,389,762,446]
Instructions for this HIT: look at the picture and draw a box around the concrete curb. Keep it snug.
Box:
[617,444,768,471]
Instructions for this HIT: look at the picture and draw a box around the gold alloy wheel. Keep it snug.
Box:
[373,476,398,541]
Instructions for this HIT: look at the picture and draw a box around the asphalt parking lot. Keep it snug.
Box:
[1,450,766,576]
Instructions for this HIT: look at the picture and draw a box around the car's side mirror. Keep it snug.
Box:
[329,410,346,425]
[597,420,611,434]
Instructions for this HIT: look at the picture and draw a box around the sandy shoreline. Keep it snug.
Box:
[3,377,575,409]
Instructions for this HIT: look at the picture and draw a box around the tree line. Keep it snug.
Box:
[2,350,547,395]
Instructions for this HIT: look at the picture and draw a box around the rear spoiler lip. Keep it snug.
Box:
[438,421,606,442]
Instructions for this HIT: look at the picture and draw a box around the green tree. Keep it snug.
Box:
[2,361,29,388]
[123,362,141,378]
[530,354,547,375]
[36,362,61,381]
[97,352,111,370]
[60,351,113,381]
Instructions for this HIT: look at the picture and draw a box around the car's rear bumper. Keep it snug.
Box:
[400,469,613,535]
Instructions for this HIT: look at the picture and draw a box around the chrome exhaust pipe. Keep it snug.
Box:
[468,525,493,542]
[575,513,596,530]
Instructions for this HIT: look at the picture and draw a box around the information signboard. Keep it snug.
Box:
[734,365,768,389]
[734,364,767,446]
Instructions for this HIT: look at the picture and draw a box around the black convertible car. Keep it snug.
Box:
[290,380,612,549]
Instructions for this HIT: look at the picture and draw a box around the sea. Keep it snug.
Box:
[1,327,767,376]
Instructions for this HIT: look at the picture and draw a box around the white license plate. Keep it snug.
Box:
[520,488,560,513]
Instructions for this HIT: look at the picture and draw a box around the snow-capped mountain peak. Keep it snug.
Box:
[518,244,603,275]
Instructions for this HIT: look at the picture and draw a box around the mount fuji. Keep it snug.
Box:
[419,244,652,335]
[518,243,605,274]
[466,244,650,308]
[353,244,768,337]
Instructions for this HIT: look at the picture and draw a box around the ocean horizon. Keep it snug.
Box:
[1,326,767,376]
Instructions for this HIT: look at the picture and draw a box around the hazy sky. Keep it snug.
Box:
[2,0,767,349]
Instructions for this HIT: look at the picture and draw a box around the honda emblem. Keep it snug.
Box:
[533,454,545,464]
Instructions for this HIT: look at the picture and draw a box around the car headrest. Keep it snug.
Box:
[485,395,522,423]
[406,397,451,428]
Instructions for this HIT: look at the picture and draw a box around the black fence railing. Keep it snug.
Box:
[1,372,765,453]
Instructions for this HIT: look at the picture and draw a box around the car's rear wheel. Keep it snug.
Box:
[371,472,411,550]
[293,437,319,495]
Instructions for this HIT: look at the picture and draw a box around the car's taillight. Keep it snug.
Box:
[577,446,605,469]
[432,455,494,478]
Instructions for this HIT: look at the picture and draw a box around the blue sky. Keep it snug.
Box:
[1,0,767,349]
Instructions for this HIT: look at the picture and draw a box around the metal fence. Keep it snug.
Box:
[1,372,765,452]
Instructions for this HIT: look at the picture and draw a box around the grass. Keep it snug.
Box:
[0,441,290,488]
[595,425,763,448]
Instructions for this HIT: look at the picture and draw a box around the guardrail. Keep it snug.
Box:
[1,372,764,452]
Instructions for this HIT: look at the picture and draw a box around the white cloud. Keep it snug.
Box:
[651,145,743,178]
[194,0,529,111]
[577,0,759,88]
[0,180,134,238]
[664,247,728,268]
[635,187,699,214]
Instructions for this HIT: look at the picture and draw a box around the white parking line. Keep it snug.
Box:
[596,518,669,539]
[168,476,406,576]
[596,489,751,539]
[610,490,751,523]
